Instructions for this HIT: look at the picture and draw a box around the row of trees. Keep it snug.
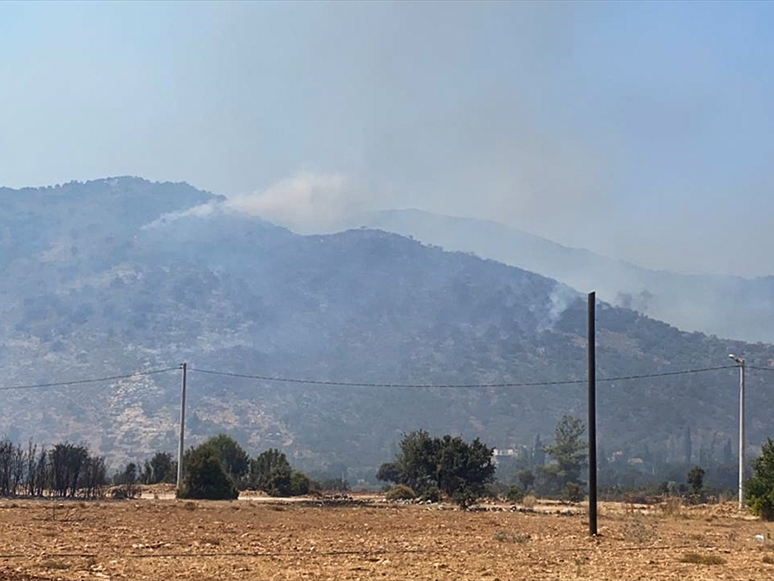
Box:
[375,415,588,507]
[376,431,496,508]
[113,451,176,489]
[176,434,318,500]
[0,439,107,498]
[0,432,347,501]
[4,425,773,520]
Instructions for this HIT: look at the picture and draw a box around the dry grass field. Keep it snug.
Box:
[1,496,773,580]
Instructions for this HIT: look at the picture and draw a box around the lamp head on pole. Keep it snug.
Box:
[729,354,745,365]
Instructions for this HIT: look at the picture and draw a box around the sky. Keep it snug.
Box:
[2,1,774,276]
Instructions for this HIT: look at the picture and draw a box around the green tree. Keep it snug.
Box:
[177,446,238,500]
[375,462,400,483]
[290,471,312,496]
[50,443,89,497]
[399,430,439,492]
[746,438,774,521]
[544,415,587,499]
[687,465,705,495]
[518,469,535,492]
[376,431,495,508]
[198,434,249,483]
[248,448,292,496]
[435,435,496,507]
[147,451,175,484]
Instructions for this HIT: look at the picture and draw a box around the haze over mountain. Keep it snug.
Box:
[5,3,774,278]
[339,209,774,345]
[2,178,773,481]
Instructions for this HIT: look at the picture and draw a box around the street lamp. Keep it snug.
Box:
[729,354,746,510]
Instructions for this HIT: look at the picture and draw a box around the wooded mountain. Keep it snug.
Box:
[350,209,774,344]
[1,178,773,481]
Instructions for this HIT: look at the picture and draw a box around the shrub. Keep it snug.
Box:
[522,494,537,508]
[421,486,442,503]
[452,486,480,510]
[660,496,682,517]
[563,482,584,503]
[506,485,524,503]
[492,530,530,543]
[177,447,238,500]
[385,484,416,501]
[248,449,292,496]
[679,552,725,565]
[289,471,311,496]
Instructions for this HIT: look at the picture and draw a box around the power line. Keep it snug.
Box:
[0,363,746,394]
[597,365,737,383]
[748,365,774,372]
[189,367,586,388]
[188,365,738,389]
[0,367,179,392]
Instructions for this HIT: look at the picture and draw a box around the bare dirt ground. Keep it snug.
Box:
[1,496,773,580]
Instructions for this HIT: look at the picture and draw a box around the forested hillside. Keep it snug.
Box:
[353,208,774,344]
[1,178,772,481]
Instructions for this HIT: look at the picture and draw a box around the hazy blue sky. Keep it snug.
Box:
[2,2,774,276]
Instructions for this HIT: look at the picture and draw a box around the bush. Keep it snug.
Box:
[452,486,480,510]
[385,484,416,501]
[421,486,442,503]
[289,471,311,496]
[177,447,238,500]
[506,485,524,503]
[248,449,292,496]
[563,482,584,503]
[522,494,537,508]
[679,552,725,565]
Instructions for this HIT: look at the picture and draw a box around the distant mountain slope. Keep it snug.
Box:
[1,179,773,480]
[350,209,774,344]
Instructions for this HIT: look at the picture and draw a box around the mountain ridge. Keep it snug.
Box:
[346,208,774,343]
[1,178,773,481]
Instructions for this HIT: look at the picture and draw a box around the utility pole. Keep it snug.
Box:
[176,362,187,491]
[588,292,597,536]
[729,354,745,510]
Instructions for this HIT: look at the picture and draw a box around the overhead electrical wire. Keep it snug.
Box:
[0,363,750,393]
[188,364,739,389]
[0,367,179,392]
[748,365,774,372]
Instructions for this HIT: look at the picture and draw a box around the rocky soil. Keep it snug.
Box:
[0,498,773,580]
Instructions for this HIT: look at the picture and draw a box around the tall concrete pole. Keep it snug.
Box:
[729,354,745,510]
[176,362,187,491]
[738,359,746,510]
[588,292,597,536]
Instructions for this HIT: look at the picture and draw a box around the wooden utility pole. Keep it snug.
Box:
[176,362,187,491]
[588,292,597,536]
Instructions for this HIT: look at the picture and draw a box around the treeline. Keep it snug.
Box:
[376,415,587,507]
[376,431,496,508]
[172,434,343,500]
[0,439,107,498]
[0,433,349,501]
